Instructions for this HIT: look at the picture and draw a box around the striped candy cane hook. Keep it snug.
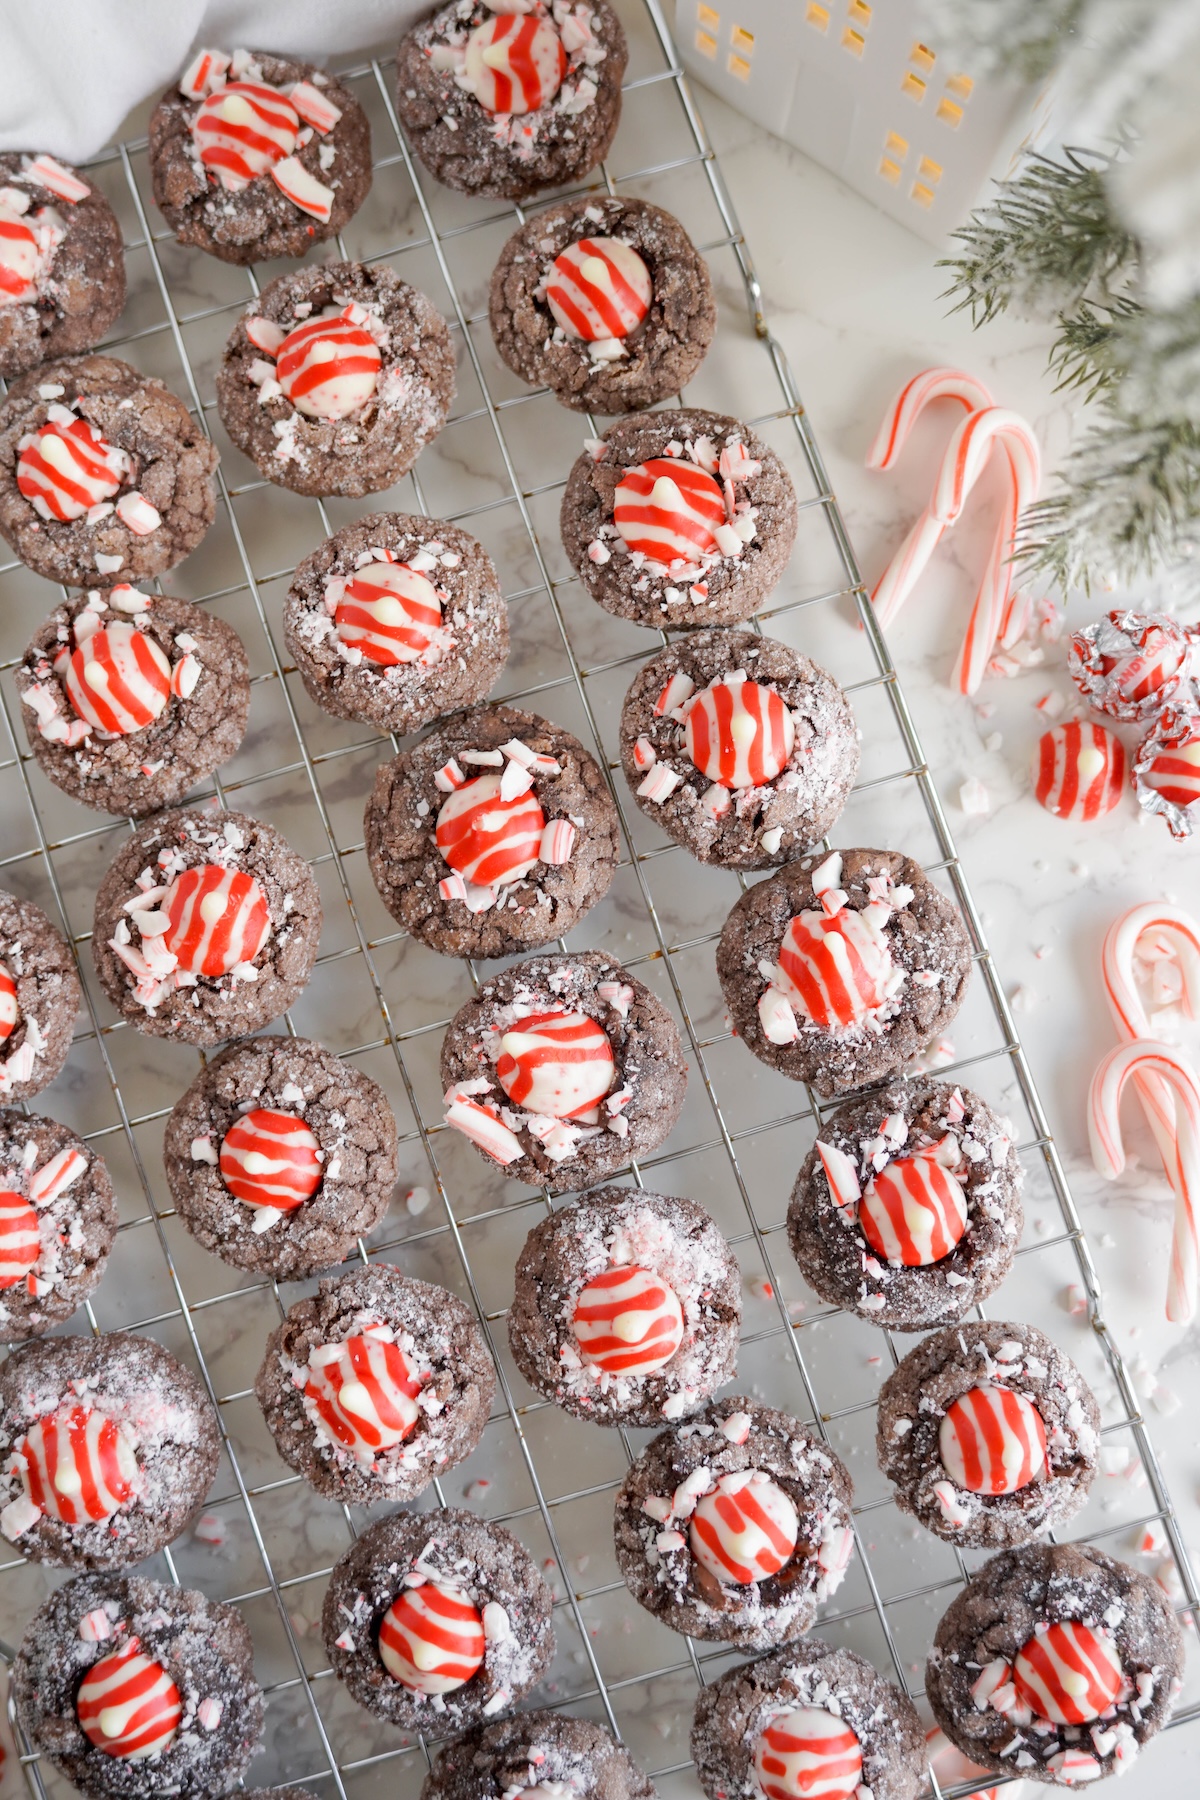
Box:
[1100,904,1200,1178]
[865,366,995,472]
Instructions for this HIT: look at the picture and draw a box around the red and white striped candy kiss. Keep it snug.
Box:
[16,416,129,521]
[77,1643,182,1761]
[495,1010,615,1118]
[219,1109,321,1212]
[0,958,18,1041]
[613,458,725,565]
[938,1384,1047,1495]
[684,675,794,789]
[0,201,40,305]
[1012,1621,1124,1725]
[545,238,652,342]
[276,310,381,420]
[379,1582,486,1694]
[1033,721,1126,822]
[161,865,271,977]
[436,773,545,887]
[65,623,172,736]
[753,1708,863,1800]
[192,80,299,190]
[0,1189,39,1288]
[17,1404,138,1523]
[335,560,443,665]
[858,1149,967,1266]
[778,908,893,1030]
[1135,705,1200,839]
[572,1264,685,1376]
[304,1334,423,1455]
[464,12,567,115]
[689,1470,799,1585]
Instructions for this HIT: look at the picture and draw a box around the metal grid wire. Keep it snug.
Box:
[1,3,1197,1794]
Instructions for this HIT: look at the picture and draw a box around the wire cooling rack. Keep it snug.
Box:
[2,4,1198,1796]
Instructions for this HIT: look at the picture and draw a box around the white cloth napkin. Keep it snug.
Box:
[0,2,428,165]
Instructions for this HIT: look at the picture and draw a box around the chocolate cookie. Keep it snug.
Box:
[364,703,620,960]
[692,1639,926,1800]
[423,1710,655,1800]
[12,1572,264,1799]
[0,1112,117,1344]
[877,1320,1099,1548]
[0,887,80,1103]
[613,1396,854,1649]
[787,1079,1023,1331]
[255,1262,495,1505]
[217,261,455,499]
[395,1,627,201]
[717,848,973,1095]
[16,585,250,818]
[284,511,508,733]
[561,410,798,630]
[163,1036,398,1279]
[926,1544,1184,1787]
[489,195,715,413]
[508,1187,740,1427]
[0,1332,220,1570]
[620,630,859,868]
[0,152,125,378]
[0,354,218,587]
[149,48,371,265]
[322,1507,555,1732]
[91,807,322,1047]
[440,950,687,1191]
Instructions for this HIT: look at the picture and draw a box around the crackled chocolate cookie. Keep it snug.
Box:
[217,262,454,499]
[91,808,322,1047]
[423,1710,655,1800]
[255,1262,495,1505]
[490,195,715,413]
[440,951,686,1191]
[692,1639,926,1800]
[365,703,620,960]
[614,1396,854,1649]
[13,1572,264,1799]
[878,1320,1099,1548]
[322,1507,555,1732]
[788,1079,1023,1332]
[17,585,250,818]
[620,630,859,868]
[396,0,627,201]
[0,355,218,587]
[0,888,80,1102]
[0,1332,220,1569]
[149,48,371,264]
[0,153,125,378]
[164,1037,398,1278]
[284,511,508,734]
[927,1544,1183,1787]
[562,410,797,630]
[509,1187,739,1427]
[0,1113,116,1344]
[718,848,972,1095]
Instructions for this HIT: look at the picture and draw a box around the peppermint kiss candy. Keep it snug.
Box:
[572,1264,685,1376]
[753,1708,864,1800]
[684,675,795,789]
[613,458,726,565]
[18,1404,138,1523]
[161,865,271,977]
[1033,721,1126,821]
[1012,1621,1124,1725]
[335,560,442,664]
[219,1108,321,1212]
[0,1190,39,1287]
[1134,703,1200,839]
[303,1334,423,1455]
[436,773,546,887]
[192,80,300,190]
[545,238,652,342]
[276,311,382,420]
[1067,609,1193,724]
[0,959,18,1041]
[464,13,567,115]
[77,1644,183,1760]
[0,201,40,305]
[65,623,172,736]
[778,908,894,1030]
[495,1009,616,1118]
[16,416,129,522]
[938,1384,1047,1496]
[858,1151,968,1266]
[688,1470,799,1585]
[378,1582,486,1694]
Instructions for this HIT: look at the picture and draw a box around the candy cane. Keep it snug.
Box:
[1089,1039,1200,1323]
[865,367,995,471]
[1101,904,1200,1173]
